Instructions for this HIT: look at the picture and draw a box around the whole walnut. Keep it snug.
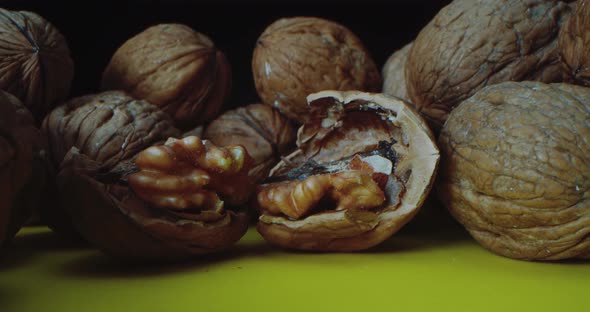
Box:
[382,42,412,103]
[559,0,590,85]
[44,91,251,260]
[406,0,573,130]
[0,90,44,246]
[101,24,231,130]
[255,91,439,251]
[252,17,381,124]
[203,104,297,183]
[0,7,74,124]
[438,81,590,261]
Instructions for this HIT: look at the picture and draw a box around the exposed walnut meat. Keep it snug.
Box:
[203,104,297,183]
[129,136,255,211]
[0,8,74,123]
[102,24,231,130]
[258,171,385,219]
[559,0,590,85]
[252,17,381,123]
[406,0,573,130]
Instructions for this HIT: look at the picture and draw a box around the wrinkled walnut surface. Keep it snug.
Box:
[252,17,381,123]
[438,81,590,260]
[129,136,255,211]
[406,0,572,130]
[0,8,74,123]
[203,104,296,182]
[102,24,231,130]
[43,91,179,170]
[0,90,40,246]
[382,42,412,102]
[257,91,439,251]
[559,0,590,86]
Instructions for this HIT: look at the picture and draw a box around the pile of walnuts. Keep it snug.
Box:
[2,0,590,262]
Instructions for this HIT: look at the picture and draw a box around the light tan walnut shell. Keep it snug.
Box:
[0,7,74,123]
[382,42,412,102]
[203,104,297,183]
[438,81,590,260]
[256,90,439,251]
[102,24,231,130]
[406,0,573,130]
[252,17,381,124]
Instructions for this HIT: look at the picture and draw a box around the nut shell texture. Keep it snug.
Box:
[406,0,572,130]
[382,42,412,102]
[559,0,590,86]
[0,8,74,123]
[102,24,231,130]
[204,104,296,182]
[438,81,590,260]
[0,91,40,245]
[252,17,381,123]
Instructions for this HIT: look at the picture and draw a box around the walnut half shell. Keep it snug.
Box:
[255,91,439,251]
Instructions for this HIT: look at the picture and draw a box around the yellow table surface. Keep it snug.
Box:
[1,210,589,312]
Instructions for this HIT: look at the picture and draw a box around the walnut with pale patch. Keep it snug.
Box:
[255,90,439,251]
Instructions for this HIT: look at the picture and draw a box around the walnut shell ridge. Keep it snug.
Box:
[0,7,74,124]
[252,17,381,123]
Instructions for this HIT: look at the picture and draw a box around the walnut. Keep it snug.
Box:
[0,90,45,246]
[255,90,439,251]
[101,24,231,130]
[0,7,74,124]
[382,42,412,102]
[559,0,590,86]
[129,136,255,210]
[252,17,381,124]
[406,0,573,130]
[438,81,590,260]
[203,103,296,183]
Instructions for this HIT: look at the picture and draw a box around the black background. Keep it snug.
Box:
[3,0,451,111]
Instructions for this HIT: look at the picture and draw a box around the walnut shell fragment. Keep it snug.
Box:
[438,81,590,260]
[406,0,573,130]
[255,91,439,251]
[252,17,381,123]
[102,24,231,130]
[0,7,74,123]
[203,104,297,183]
[382,42,412,102]
[0,91,44,246]
[559,0,590,86]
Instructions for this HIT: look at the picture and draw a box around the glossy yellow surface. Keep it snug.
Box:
[1,212,589,312]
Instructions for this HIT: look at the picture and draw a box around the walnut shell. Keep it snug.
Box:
[0,90,42,246]
[203,104,297,183]
[438,81,590,260]
[382,42,412,102]
[101,24,231,130]
[256,91,439,251]
[559,0,590,86]
[41,91,180,240]
[0,8,74,124]
[252,17,381,124]
[406,0,572,130]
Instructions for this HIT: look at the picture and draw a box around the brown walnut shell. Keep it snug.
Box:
[101,24,231,130]
[559,0,590,86]
[438,81,590,260]
[256,90,439,251]
[382,42,412,103]
[252,17,381,124]
[41,90,180,240]
[203,103,297,183]
[0,90,44,246]
[406,0,573,130]
[0,8,74,124]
